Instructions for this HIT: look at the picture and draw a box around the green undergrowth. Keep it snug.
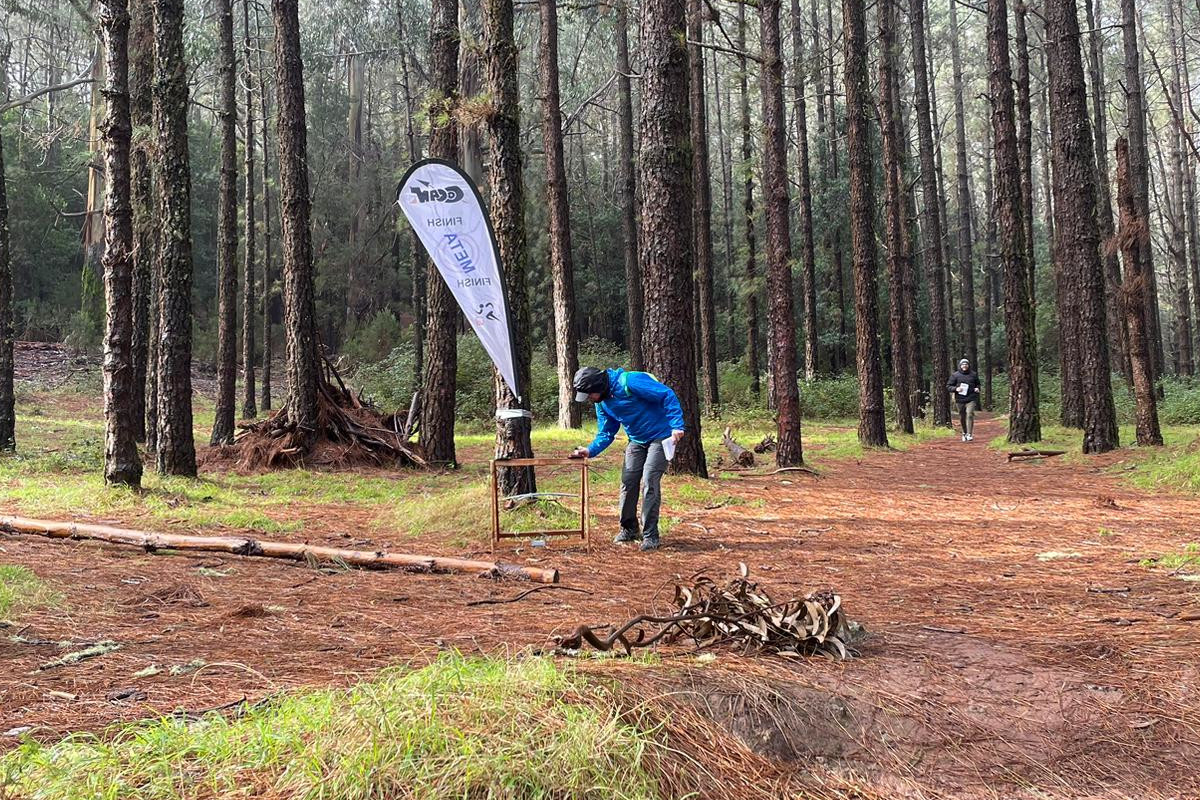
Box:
[1,654,661,800]
[0,565,61,620]
[987,421,1200,495]
[1139,542,1200,576]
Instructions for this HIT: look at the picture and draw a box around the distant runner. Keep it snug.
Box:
[947,358,982,442]
[568,366,686,552]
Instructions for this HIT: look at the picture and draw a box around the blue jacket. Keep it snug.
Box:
[586,369,685,457]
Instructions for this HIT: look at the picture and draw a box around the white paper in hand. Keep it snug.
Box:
[957,383,969,396]
[662,436,677,461]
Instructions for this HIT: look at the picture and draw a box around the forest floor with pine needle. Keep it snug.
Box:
[2,345,1200,799]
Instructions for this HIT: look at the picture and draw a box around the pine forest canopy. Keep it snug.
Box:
[0,0,1195,482]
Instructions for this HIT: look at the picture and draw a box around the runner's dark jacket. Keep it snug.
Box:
[946,370,981,405]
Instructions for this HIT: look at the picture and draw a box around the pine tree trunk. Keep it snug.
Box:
[1121,0,1164,388]
[152,0,197,476]
[714,53,737,363]
[615,1,642,370]
[896,62,925,416]
[736,2,759,398]
[984,121,997,409]
[256,1,273,413]
[1013,3,1037,312]
[928,39,957,358]
[843,0,888,447]
[1084,0,1130,384]
[948,0,977,370]
[129,0,153,443]
[100,0,143,487]
[1181,10,1200,372]
[419,0,461,464]
[211,0,238,446]
[1045,0,1118,454]
[538,0,580,429]
[988,0,1041,444]
[811,0,828,374]
[639,0,707,476]
[240,0,257,419]
[758,0,805,464]
[827,0,847,374]
[396,3,424,392]
[910,0,950,426]
[482,0,536,495]
[345,53,366,334]
[878,0,913,434]
[0,123,14,452]
[1115,137,1163,446]
[1167,0,1193,375]
[688,0,719,412]
[272,0,321,440]
[790,0,818,382]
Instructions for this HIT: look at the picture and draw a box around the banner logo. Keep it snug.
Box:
[407,180,465,204]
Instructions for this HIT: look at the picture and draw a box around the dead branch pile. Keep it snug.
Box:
[552,564,859,660]
[210,359,427,471]
[753,434,776,454]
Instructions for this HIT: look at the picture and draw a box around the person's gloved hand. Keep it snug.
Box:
[569,447,588,459]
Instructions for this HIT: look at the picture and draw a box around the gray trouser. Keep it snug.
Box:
[958,400,977,435]
[620,440,667,538]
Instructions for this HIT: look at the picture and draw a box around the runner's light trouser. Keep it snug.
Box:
[620,440,667,538]
[958,400,978,436]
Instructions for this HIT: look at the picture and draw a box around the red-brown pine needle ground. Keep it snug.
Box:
[2,414,1198,798]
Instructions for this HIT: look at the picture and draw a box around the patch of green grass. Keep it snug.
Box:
[0,565,61,619]
[1139,542,1200,573]
[1,654,661,800]
[1117,426,1200,493]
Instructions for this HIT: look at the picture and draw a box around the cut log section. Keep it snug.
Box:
[0,516,559,583]
[722,427,755,467]
[1006,448,1067,462]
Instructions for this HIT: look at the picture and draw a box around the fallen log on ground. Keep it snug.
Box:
[1006,448,1067,462]
[0,516,559,583]
[722,427,754,467]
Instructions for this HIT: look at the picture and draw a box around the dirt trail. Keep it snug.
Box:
[2,415,1199,798]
